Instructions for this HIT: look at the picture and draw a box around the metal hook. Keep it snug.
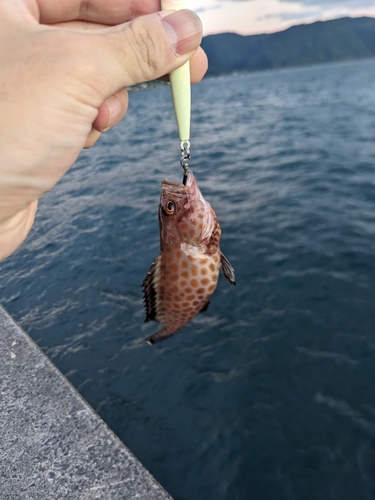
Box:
[180,140,190,185]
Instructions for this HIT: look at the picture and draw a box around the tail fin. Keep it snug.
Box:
[145,327,179,345]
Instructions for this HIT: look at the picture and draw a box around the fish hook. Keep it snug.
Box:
[180,140,191,185]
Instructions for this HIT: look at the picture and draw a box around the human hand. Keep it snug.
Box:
[0,0,207,259]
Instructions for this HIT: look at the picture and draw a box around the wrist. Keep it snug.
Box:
[0,201,38,260]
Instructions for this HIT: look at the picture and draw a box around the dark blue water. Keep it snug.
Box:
[1,59,375,500]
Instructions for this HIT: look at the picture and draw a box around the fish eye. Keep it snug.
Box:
[167,201,175,212]
[163,201,175,216]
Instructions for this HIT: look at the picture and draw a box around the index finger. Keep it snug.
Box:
[37,0,161,25]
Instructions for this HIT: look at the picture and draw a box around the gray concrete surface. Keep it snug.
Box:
[0,305,172,500]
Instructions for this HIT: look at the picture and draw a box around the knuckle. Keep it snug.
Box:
[127,20,163,81]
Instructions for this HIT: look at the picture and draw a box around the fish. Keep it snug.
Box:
[142,171,235,345]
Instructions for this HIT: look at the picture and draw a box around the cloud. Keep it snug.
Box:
[279,0,374,6]
[215,0,256,2]
[258,0,375,25]
[216,0,367,3]
[195,5,221,14]
[194,0,375,36]
[261,9,321,22]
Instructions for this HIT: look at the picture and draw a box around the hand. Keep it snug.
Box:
[0,0,207,259]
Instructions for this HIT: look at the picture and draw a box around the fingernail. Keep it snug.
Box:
[106,95,122,130]
[162,10,202,55]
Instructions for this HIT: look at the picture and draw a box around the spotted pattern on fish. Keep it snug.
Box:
[142,171,235,344]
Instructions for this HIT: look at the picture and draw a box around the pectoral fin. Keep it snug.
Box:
[220,252,236,285]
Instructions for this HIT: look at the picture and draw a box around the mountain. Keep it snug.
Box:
[201,17,375,76]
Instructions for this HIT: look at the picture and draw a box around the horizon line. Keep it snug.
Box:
[202,13,375,38]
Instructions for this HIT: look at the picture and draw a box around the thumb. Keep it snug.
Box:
[82,10,203,101]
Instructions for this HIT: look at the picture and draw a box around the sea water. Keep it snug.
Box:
[1,58,375,500]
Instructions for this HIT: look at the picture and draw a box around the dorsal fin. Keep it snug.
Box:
[220,252,236,285]
[142,254,162,323]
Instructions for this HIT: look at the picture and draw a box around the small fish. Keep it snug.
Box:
[142,171,235,344]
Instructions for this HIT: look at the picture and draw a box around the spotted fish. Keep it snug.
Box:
[142,171,235,344]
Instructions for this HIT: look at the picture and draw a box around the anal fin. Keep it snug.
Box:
[199,300,210,313]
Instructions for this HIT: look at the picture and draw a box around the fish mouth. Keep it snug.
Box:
[161,171,196,196]
[162,179,184,190]
[161,180,187,201]
[161,171,195,194]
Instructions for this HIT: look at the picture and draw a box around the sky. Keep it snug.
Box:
[188,0,375,36]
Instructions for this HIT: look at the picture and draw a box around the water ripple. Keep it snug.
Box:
[1,59,375,500]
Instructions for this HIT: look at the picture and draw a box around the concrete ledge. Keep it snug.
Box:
[0,305,172,500]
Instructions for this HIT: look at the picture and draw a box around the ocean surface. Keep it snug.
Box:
[1,58,375,500]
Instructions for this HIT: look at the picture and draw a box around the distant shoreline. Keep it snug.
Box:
[201,16,375,77]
